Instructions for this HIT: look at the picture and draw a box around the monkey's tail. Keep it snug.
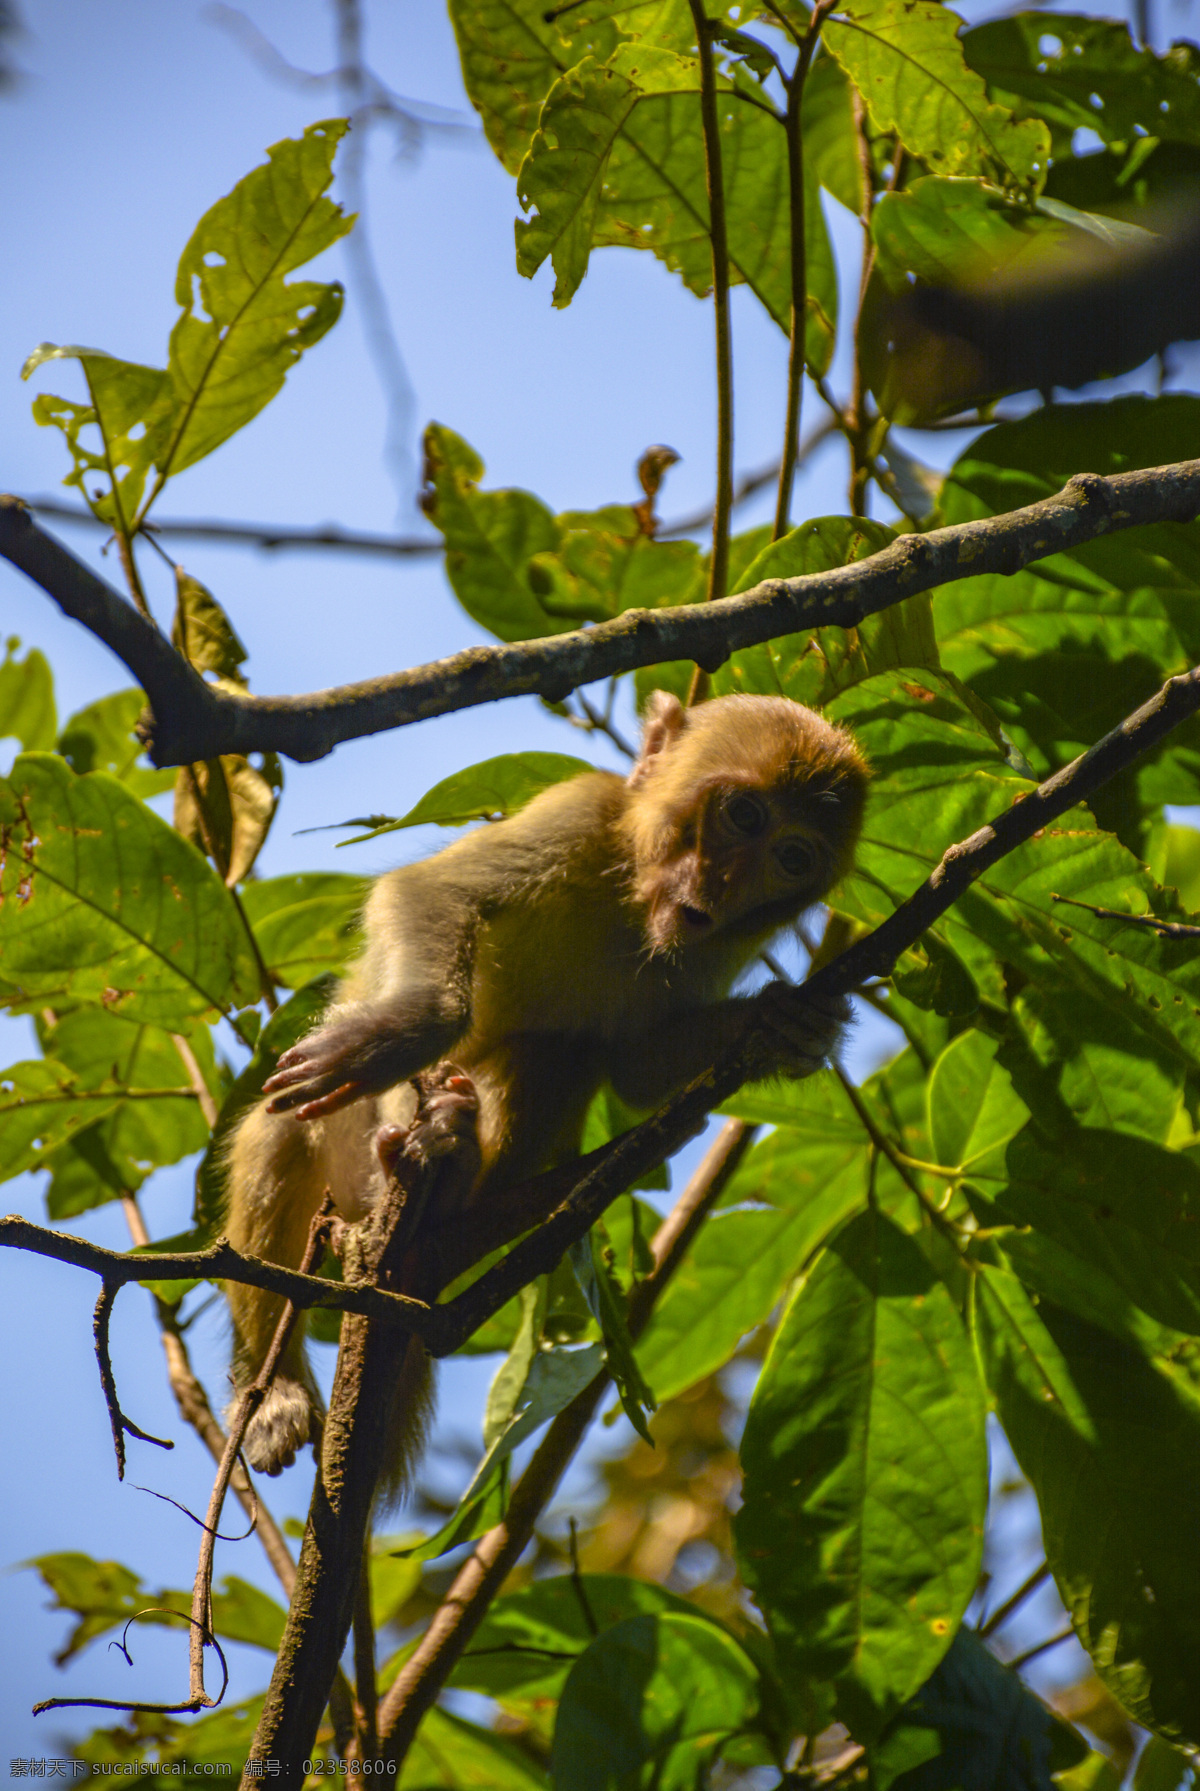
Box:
[376,1335,437,1510]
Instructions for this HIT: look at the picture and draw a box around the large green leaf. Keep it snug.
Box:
[551,1610,765,1789]
[0,755,257,1025]
[736,1208,987,1740]
[635,1126,868,1402]
[976,1266,1200,1742]
[985,1127,1200,1336]
[1002,981,1184,1143]
[927,1030,1029,1174]
[714,515,940,709]
[237,872,367,987]
[514,55,838,366]
[822,1,1049,191]
[963,15,1200,154]
[870,1629,1086,1790]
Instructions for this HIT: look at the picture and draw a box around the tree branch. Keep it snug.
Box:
[9,463,1200,766]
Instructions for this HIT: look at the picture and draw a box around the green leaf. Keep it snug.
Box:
[976,1266,1200,1743]
[822,1,1049,191]
[23,1010,215,1207]
[988,1127,1200,1336]
[236,872,367,987]
[551,1611,764,1790]
[0,755,257,1025]
[1003,982,1184,1143]
[635,1129,869,1402]
[0,638,55,750]
[25,349,176,531]
[804,52,866,215]
[448,0,582,175]
[401,1705,549,1789]
[26,1555,284,1664]
[450,1572,703,1711]
[394,1470,509,1568]
[871,1629,1086,1790]
[715,515,943,710]
[963,15,1200,153]
[1134,1736,1195,1791]
[516,61,838,368]
[336,751,595,844]
[1055,1754,1125,1791]
[530,517,704,624]
[460,1334,603,1508]
[161,120,351,484]
[736,1208,987,1740]
[571,1230,656,1441]
[192,974,336,1235]
[57,689,174,799]
[927,1030,1029,1173]
[422,423,571,640]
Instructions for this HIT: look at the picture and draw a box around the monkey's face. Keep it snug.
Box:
[636,777,846,953]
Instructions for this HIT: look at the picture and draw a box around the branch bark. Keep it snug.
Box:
[6,462,1200,765]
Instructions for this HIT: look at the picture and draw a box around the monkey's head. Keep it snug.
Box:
[624,691,869,953]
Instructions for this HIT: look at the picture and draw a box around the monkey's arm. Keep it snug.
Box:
[609,984,849,1109]
[264,872,476,1120]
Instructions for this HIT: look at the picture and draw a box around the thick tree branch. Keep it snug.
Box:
[7,463,1200,766]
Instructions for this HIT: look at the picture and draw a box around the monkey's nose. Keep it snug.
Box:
[680,904,713,932]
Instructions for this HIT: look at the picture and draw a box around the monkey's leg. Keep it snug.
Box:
[226,1098,391,1476]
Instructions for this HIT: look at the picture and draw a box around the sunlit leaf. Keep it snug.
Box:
[823,1,1049,191]
[237,872,366,987]
[335,750,595,844]
[57,689,173,799]
[0,638,55,751]
[0,754,257,1025]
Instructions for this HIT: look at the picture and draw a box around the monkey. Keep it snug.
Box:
[223,690,869,1493]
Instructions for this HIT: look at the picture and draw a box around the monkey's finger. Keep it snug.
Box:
[291,1082,363,1121]
[262,1057,320,1095]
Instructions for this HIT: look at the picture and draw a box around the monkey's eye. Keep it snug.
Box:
[775,838,816,879]
[725,792,768,836]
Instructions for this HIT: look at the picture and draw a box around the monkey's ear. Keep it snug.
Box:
[628,690,686,788]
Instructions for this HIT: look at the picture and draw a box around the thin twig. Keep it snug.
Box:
[688,0,735,710]
[978,1560,1050,1638]
[1051,890,1200,939]
[92,1281,175,1478]
[1006,1625,1076,1671]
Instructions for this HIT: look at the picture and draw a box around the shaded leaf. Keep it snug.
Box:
[976,1266,1200,1743]
[551,1610,764,1789]
[736,1208,987,1739]
[173,751,281,886]
[57,689,173,799]
[571,1229,655,1441]
[927,1030,1029,1173]
[171,570,247,682]
[401,1705,549,1788]
[871,1629,1085,1790]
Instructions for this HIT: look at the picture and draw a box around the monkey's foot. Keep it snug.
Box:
[242,1377,317,1476]
[751,985,852,1079]
[375,1064,483,1213]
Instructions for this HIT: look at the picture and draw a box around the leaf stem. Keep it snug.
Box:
[688,0,735,705]
[771,3,834,540]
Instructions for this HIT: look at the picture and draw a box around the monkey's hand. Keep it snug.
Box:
[746,984,850,1080]
[263,1015,418,1120]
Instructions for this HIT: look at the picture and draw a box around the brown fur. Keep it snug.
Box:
[223,692,869,1487]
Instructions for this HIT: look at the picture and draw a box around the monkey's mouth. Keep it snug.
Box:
[679,904,714,933]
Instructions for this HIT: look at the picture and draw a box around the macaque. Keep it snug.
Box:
[223,691,869,1489]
